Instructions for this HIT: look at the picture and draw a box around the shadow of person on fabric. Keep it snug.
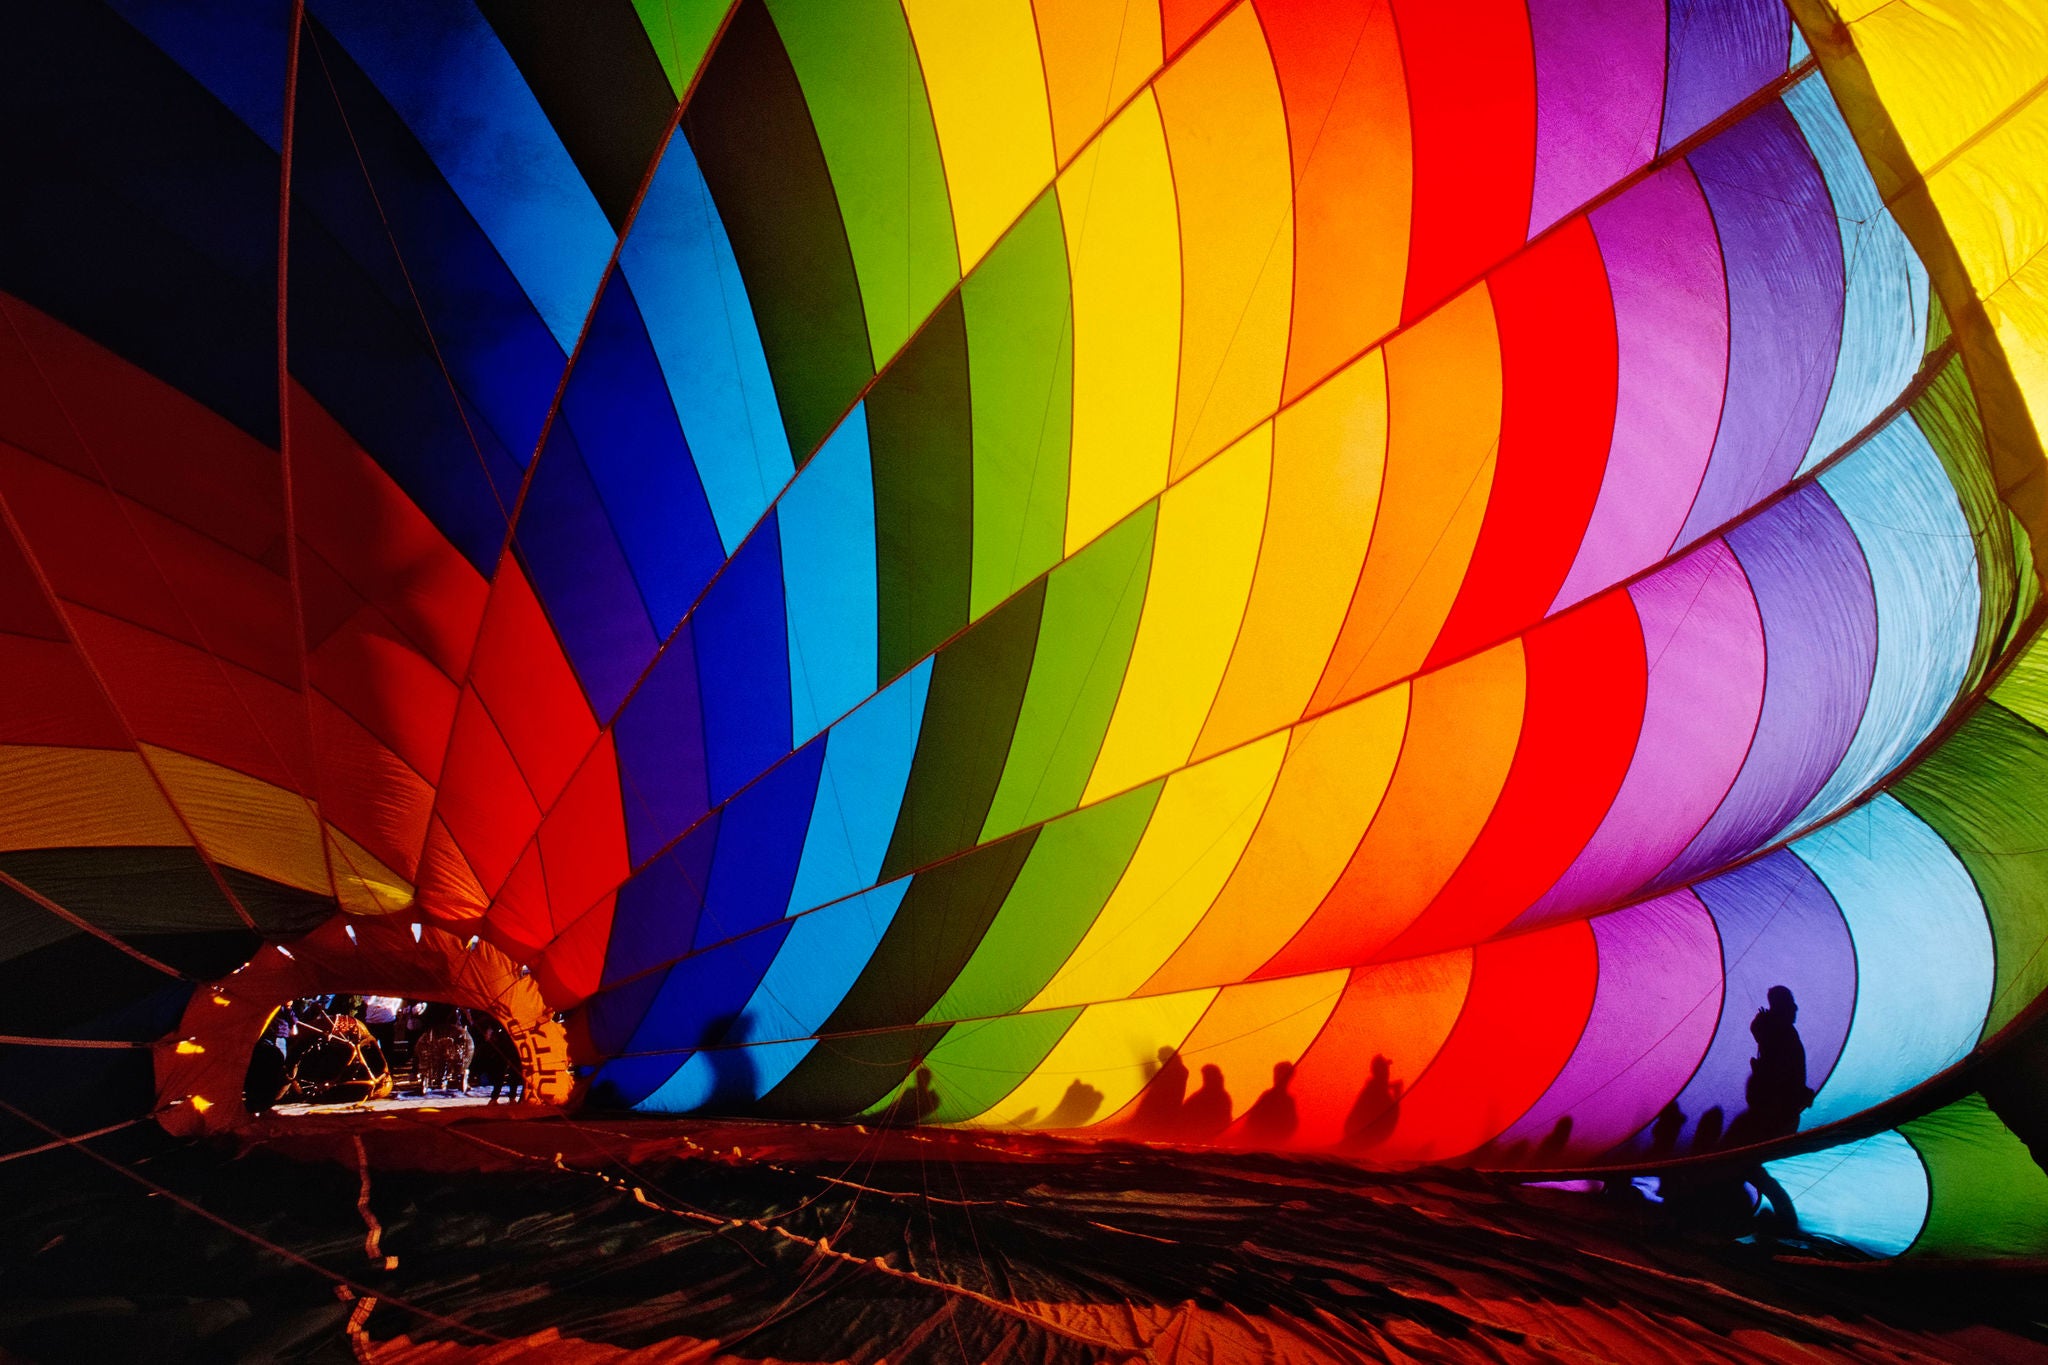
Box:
[1177,1063,1234,1140]
[1240,1060,1299,1145]
[701,1013,758,1115]
[1043,1078,1104,1128]
[880,1066,941,1127]
[1341,1054,1403,1153]
[1131,1046,1189,1133]
[1721,985,1814,1233]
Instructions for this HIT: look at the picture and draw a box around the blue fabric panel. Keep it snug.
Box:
[695,513,794,804]
[560,272,726,640]
[780,405,880,744]
[1763,1130,1929,1257]
[691,738,827,951]
[620,129,794,555]
[1794,796,1993,1128]
[309,0,615,350]
[1648,851,1857,1156]
[584,966,671,1057]
[109,0,292,148]
[600,814,720,988]
[613,632,711,865]
[1798,418,1979,825]
[736,882,910,1044]
[639,1037,817,1114]
[588,1049,688,1109]
[1785,75,1929,473]
[290,19,565,476]
[1660,0,1790,150]
[623,917,795,1063]
[514,426,659,714]
[786,659,932,917]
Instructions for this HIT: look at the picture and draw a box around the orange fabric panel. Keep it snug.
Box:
[434,689,543,895]
[415,814,489,924]
[1259,641,1526,976]
[1310,284,1504,708]
[1288,953,1473,1150]
[1361,921,1598,1165]
[1161,0,1232,56]
[1033,0,1165,163]
[539,736,630,936]
[1257,0,1410,401]
[467,562,597,809]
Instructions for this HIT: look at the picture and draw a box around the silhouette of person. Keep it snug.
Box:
[883,1066,940,1126]
[1535,1116,1574,1163]
[701,1012,757,1114]
[1178,1064,1233,1140]
[1241,1060,1299,1145]
[1343,1054,1403,1151]
[1132,1046,1189,1132]
[1721,985,1813,1232]
[1648,1101,1685,1160]
[1044,1078,1104,1128]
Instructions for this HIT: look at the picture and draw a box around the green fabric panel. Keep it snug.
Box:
[824,830,1040,1036]
[475,0,680,231]
[862,1009,1082,1124]
[1910,362,2017,687]
[964,191,1074,619]
[1990,633,2048,731]
[881,577,1046,878]
[682,0,873,458]
[925,782,1163,1023]
[752,1021,950,1120]
[980,504,1156,839]
[765,0,958,363]
[629,0,730,99]
[1900,1093,2048,1259]
[1892,702,2048,1036]
[871,293,974,680]
[2006,507,2042,651]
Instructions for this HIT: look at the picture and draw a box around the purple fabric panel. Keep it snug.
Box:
[613,627,710,865]
[1673,105,1846,544]
[1658,0,1790,149]
[1520,541,1764,926]
[1498,890,1723,1158]
[1526,0,1667,234]
[1655,489,1876,887]
[1553,164,1726,610]
[1619,850,1856,1157]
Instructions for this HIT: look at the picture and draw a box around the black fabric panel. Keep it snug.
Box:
[0,847,328,941]
[880,580,1046,880]
[682,0,872,458]
[0,931,230,1035]
[752,1022,950,1121]
[0,1,280,443]
[870,293,974,680]
[823,830,1039,1038]
[476,0,679,231]
[0,1044,160,1155]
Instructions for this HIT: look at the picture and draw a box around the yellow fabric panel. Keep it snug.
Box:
[1083,424,1270,801]
[141,745,333,897]
[1825,1,2045,167]
[901,0,1059,272]
[1157,2,1292,477]
[0,745,188,849]
[962,988,1217,1128]
[1144,685,1409,995]
[1310,283,1504,710]
[1059,89,1184,554]
[325,826,416,916]
[1196,353,1389,760]
[1036,731,1284,1009]
[1033,0,1165,163]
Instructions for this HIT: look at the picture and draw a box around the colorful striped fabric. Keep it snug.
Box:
[5,0,2048,1256]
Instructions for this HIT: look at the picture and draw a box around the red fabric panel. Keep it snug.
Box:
[535,892,616,1006]
[1393,0,1536,324]
[435,689,543,894]
[289,385,488,680]
[415,814,488,923]
[0,636,130,747]
[468,562,596,809]
[1365,920,1597,1164]
[539,736,630,936]
[1427,220,1618,668]
[66,606,309,789]
[310,694,435,881]
[488,838,554,961]
[305,577,461,783]
[1380,593,1647,959]
[0,498,66,640]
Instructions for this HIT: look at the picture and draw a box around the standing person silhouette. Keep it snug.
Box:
[1722,985,1814,1232]
[1241,1061,1299,1145]
[1132,1047,1189,1133]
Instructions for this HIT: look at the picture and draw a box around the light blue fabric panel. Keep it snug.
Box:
[1788,21,1812,69]
[780,408,881,744]
[1762,1130,1929,1257]
[1795,417,1980,827]
[621,131,795,554]
[739,882,910,1043]
[784,659,932,917]
[1795,796,1993,1128]
[639,1037,817,1112]
[312,0,615,352]
[1786,75,1929,473]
